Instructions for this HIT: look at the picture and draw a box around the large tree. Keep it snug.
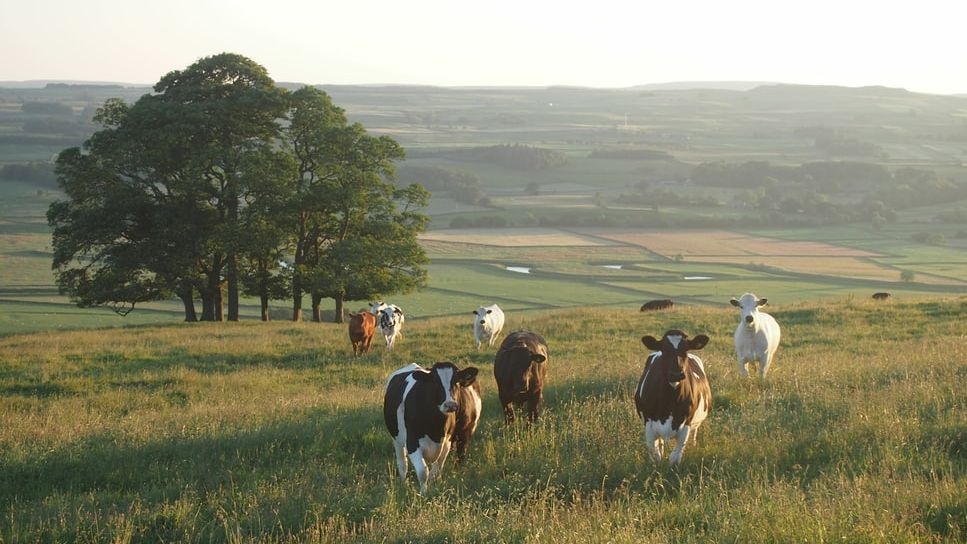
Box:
[285,99,428,323]
[284,86,348,321]
[50,55,429,324]
[49,54,288,321]
[152,54,288,320]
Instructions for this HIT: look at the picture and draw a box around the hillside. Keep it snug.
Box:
[0,297,964,541]
[1,81,966,334]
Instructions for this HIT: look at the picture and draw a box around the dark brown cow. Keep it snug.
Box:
[640,299,674,311]
[494,330,548,423]
[348,311,376,356]
[872,292,891,301]
[634,330,712,464]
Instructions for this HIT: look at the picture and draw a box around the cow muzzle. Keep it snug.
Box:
[745,315,754,324]
[479,320,486,325]
[441,401,458,413]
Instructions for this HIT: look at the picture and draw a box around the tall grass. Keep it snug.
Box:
[1,297,964,542]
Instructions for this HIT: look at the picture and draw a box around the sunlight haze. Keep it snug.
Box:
[2,0,965,93]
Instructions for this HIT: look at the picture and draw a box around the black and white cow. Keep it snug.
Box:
[373,303,404,350]
[634,330,712,464]
[383,362,481,493]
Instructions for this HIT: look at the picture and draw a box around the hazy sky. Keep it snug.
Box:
[3,0,965,94]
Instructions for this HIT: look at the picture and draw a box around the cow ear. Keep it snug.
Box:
[687,334,710,351]
[642,335,662,351]
[456,367,478,386]
[757,298,768,306]
[730,298,740,307]
[531,353,547,364]
[394,307,403,315]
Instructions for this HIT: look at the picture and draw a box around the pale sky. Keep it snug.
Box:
[2,0,965,94]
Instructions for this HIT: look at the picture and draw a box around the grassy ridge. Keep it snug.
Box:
[1,297,964,542]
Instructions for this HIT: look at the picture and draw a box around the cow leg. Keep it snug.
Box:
[644,423,662,462]
[408,449,430,493]
[475,338,482,351]
[502,401,516,423]
[669,426,691,464]
[737,356,750,378]
[760,350,775,378]
[453,433,470,462]
[526,394,543,422]
[429,439,452,482]
[394,442,408,481]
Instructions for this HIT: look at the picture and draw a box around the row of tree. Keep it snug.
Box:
[48,54,429,323]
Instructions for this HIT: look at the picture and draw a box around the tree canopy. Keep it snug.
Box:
[48,54,428,322]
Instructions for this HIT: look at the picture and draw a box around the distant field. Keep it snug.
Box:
[420,227,619,247]
[587,229,882,257]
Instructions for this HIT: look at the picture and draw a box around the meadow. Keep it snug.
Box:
[0,297,964,542]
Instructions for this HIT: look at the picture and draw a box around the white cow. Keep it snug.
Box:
[472,304,505,350]
[377,304,405,350]
[730,293,781,378]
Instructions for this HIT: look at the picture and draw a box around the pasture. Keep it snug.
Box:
[0,297,964,542]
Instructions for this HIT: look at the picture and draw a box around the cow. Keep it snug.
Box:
[376,304,405,350]
[634,330,712,464]
[872,292,891,301]
[493,330,548,423]
[730,292,782,378]
[640,299,674,312]
[347,311,376,356]
[383,362,481,493]
[472,304,505,350]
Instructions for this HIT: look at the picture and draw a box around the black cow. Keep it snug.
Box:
[872,292,891,301]
[634,330,712,464]
[494,330,548,423]
[640,299,674,311]
[383,362,480,493]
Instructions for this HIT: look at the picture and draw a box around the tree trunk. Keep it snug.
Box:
[292,275,303,321]
[215,284,224,321]
[260,292,270,321]
[333,294,345,324]
[201,253,223,321]
[200,289,215,321]
[311,293,323,322]
[227,252,239,321]
[180,283,197,322]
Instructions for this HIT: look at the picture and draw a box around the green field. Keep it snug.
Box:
[1,298,964,541]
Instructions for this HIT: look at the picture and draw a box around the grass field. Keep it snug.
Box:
[1,297,964,542]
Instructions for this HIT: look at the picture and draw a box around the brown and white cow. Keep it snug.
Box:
[634,330,712,464]
[347,311,376,356]
[494,330,548,423]
[383,362,481,493]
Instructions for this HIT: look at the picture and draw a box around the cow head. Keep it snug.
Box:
[730,292,767,327]
[504,347,547,394]
[473,306,493,325]
[413,362,479,414]
[370,301,388,315]
[642,330,709,388]
[379,305,403,329]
